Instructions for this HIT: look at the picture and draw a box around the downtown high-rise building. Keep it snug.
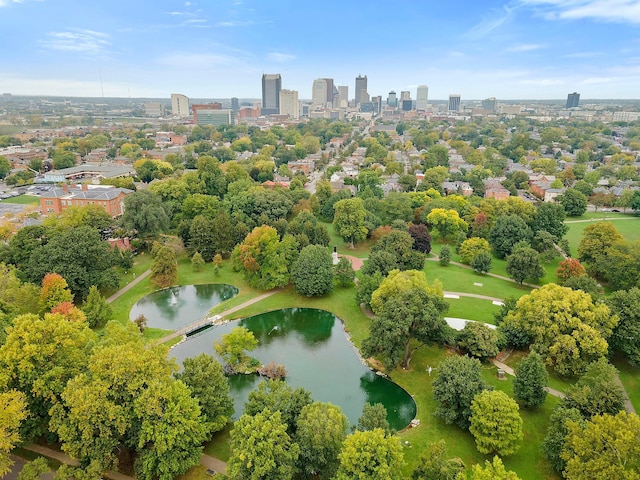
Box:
[323,78,336,105]
[338,85,349,108]
[231,97,239,111]
[355,75,368,104]
[416,85,429,110]
[566,92,580,108]
[387,91,397,107]
[262,73,282,115]
[171,93,189,117]
[312,79,328,106]
[279,89,299,119]
[448,94,461,112]
[482,97,497,112]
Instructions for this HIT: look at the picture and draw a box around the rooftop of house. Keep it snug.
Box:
[40,185,133,201]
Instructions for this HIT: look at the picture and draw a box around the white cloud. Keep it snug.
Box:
[466,5,517,39]
[267,52,295,63]
[519,0,640,24]
[520,78,566,85]
[40,29,111,55]
[506,43,546,52]
[214,20,255,27]
[563,51,602,58]
[580,76,613,84]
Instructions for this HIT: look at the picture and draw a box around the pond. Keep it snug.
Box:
[129,284,238,330]
[170,308,417,431]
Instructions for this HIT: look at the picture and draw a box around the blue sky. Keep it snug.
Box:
[1,0,639,100]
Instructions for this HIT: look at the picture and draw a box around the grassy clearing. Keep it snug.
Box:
[501,350,574,395]
[612,355,640,412]
[324,221,374,258]
[565,217,640,253]
[204,425,232,461]
[423,260,532,300]
[0,194,40,205]
[446,296,501,324]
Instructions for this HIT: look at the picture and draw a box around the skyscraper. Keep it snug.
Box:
[338,86,349,108]
[482,97,497,112]
[262,73,281,115]
[231,97,239,111]
[448,94,461,112]
[566,92,580,108]
[279,89,299,119]
[323,78,336,105]
[171,93,189,117]
[312,79,328,105]
[387,91,397,107]
[416,86,429,111]
[400,91,411,101]
[355,75,368,104]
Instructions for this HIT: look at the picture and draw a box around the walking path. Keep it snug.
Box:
[201,453,227,475]
[490,359,565,399]
[565,216,640,223]
[107,268,151,303]
[426,257,540,289]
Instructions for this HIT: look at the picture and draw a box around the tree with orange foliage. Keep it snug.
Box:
[39,273,73,313]
[556,258,587,285]
[51,302,87,323]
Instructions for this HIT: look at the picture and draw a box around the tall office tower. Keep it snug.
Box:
[279,89,299,119]
[338,86,349,108]
[448,94,461,112]
[312,79,328,105]
[387,91,397,107]
[482,97,497,112]
[231,97,239,111]
[322,78,335,105]
[566,92,580,108]
[416,85,429,110]
[171,93,189,117]
[401,100,413,111]
[400,91,411,101]
[371,95,382,113]
[355,75,368,104]
[262,73,282,115]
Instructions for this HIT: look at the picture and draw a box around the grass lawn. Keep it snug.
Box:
[565,217,640,254]
[423,260,532,301]
[324,221,374,258]
[0,194,40,205]
[612,355,640,412]
[446,296,501,324]
[501,350,574,395]
[204,425,232,461]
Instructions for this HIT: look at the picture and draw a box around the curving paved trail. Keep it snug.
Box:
[107,269,151,303]
[426,257,540,289]
[565,216,640,224]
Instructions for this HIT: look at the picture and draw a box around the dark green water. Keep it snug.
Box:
[170,308,417,431]
[129,284,238,330]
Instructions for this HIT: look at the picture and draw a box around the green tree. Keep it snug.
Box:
[363,270,449,369]
[457,322,502,361]
[439,245,451,265]
[426,208,468,241]
[191,251,205,272]
[334,256,355,287]
[214,326,258,371]
[562,412,640,480]
[188,215,217,262]
[81,285,112,328]
[488,215,533,259]
[133,379,208,480]
[607,287,640,365]
[563,358,625,418]
[174,353,234,436]
[291,245,334,296]
[542,405,584,473]
[244,380,312,435]
[470,251,492,274]
[412,440,465,480]
[502,284,616,376]
[558,188,588,217]
[0,390,28,477]
[532,202,568,240]
[120,190,169,240]
[232,225,297,290]
[458,237,491,265]
[456,456,522,480]
[1,313,95,440]
[333,197,368,248]
[469,390,523,456]
[228,409,299,480]
[0,155,11,179]
[506,243,545,285]
[356,403,392,436]
[631,190,640,214]
[362,230,426,277]
[513,352,548,407]
[578,222,623,278]
[433,355,489,429]
[295,402,349,479]
[335,429,405,480]
[16,456,50,480]
[150,245,177,288]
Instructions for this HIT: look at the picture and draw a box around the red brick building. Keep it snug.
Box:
[39,184,133,217]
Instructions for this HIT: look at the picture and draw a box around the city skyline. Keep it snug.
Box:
[1,0,640,99]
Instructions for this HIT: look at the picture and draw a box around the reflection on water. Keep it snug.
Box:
[129,284,238,330]
[170,308,416,430]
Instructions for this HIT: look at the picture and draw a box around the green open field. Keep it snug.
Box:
[0,194,40,205]
[565,217,640,253]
